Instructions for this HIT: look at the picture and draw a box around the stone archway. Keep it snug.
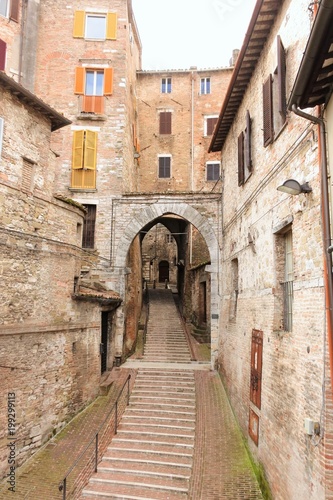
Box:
[111,199,221,366]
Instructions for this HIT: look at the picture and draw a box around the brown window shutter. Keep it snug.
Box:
[207,117,218,136]
[263,75,273,147]
[245,110,252,172]
[277,35,287,122]
[250,329,263,409]
[0,39,6,70]
[238,131,244,186]
[74,67,85,94]
[103,67,113,95]
[10,0,19,22]
[159,112,171,134]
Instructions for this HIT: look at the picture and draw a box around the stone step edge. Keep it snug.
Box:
[125,408,195,416]
[103,446,193,460]
[119,422,195,430]
[116,430,195,439]
[129,402,195,409]
[112,437,194,448]
[122,415,196,423]
[103,456,192,468]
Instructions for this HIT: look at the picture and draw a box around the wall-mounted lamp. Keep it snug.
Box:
[277,179,312,195]
[134,152,140,159]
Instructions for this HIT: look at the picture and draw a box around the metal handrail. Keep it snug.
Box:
[58,374,131,499]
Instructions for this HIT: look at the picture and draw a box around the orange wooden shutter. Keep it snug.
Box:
[10,0,19,22]
[74,67,85,94]
[106,13,117,39]
[73,11,85,38]
[103,68,113,95]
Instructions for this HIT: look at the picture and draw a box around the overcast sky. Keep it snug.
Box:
[132,0,257,70]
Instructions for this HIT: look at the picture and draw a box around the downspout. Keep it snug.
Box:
[291,104,333,394]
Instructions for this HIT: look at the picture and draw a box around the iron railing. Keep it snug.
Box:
[58,374,131,500]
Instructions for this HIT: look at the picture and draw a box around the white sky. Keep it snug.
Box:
[132,0,257,70]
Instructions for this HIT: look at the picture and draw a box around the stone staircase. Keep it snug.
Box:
[81,289,196,499]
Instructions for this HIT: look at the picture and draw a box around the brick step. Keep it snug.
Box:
[142,357,191,362]
[104,448,193,464]
[82,481,188,499]
[120,421,195,431]
[98,459,191,478]
[128,401,195,410]
[130,395,195,403]
[135,377,194,383]
[116,429,195,441]
[112,437,194,449]
[143,345,189,351]
[125,407,195,418]
[88,471,188,492]
[98,464,190,480]
[122,415,196,424]
[136,369,194,375]
[132,388,195,395]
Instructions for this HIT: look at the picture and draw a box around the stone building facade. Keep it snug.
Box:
[210,0,333,498]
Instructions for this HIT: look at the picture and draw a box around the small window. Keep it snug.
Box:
[85,70,104,96]
[206,162,220,181]
[205,116,218,136]
[0,0,8,17]
[158,156,171,178]
[0,117,3,157]
[161,78,171,94]
[74,67,113,114]
[82,204,96,249]
[165,234,173,243]
[0,0,18,20]
[73,11,117,40]
[200,77,211,95]
[159,112,172,134]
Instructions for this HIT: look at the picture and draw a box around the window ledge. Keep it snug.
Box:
[77,112,107,121]
[68,188,97,192]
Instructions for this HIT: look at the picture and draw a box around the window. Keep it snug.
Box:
[263,36,286,146]
[0,39,6,70]
[250,329,263,409]
[75,67,113,114]
[82,205,96,248]
[200,77,211,94]
[158,156,171,178]
[229,258,239,320]
[165,234,173,243]
[206,162,220,181]
[238,110,252,185]
[73,11,117,40]
[205,116,218,136]
[161,78,171,94]
[159,112,172,134]
[71,130,97,189]
[21,158,35,192]
[0,0,18,21]
[282,230,293,331]
[0,117,3,157]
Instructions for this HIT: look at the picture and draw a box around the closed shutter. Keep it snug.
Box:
[207,117,218,136]
[159,157,170,178]
[238,132,244,186]
[103,67,113,95]
[263,75,273,146]
[244,110,252,172]
[106,12,117,40]
[73,11,85,38]
[0,39,6,70]
[159,112,171,134]
[10,0,19,22]
[250,329,263,409]
[277,35,286,122]
[74,67,85,94]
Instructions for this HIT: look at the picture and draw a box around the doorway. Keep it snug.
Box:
[159,260,169,282]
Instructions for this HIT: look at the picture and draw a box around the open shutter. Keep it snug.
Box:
[103,67,113,95]
[263,75,273,147]
[106,12,117,40]
[72,130,84,188]
[84,130,97,170]
[277,35,286,122]
[244,110,252,172]
[238,132,244,186]
[74,67,85,94]
[10,0,19,22]
[73,11,85,38]
[0,39,6,70]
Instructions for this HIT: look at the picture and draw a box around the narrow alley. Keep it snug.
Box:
[0,289,264,499]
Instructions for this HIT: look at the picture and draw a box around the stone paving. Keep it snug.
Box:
[0,288,264,499]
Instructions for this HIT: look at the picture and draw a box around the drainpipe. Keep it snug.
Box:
[291,104,333,394]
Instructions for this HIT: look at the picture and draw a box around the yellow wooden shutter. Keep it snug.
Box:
[106,13,117,40]
[73,11,85,38]
[71,130,84,188]
[104,68,113,95]
[84,130,97,170]
[74,67,85,94]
